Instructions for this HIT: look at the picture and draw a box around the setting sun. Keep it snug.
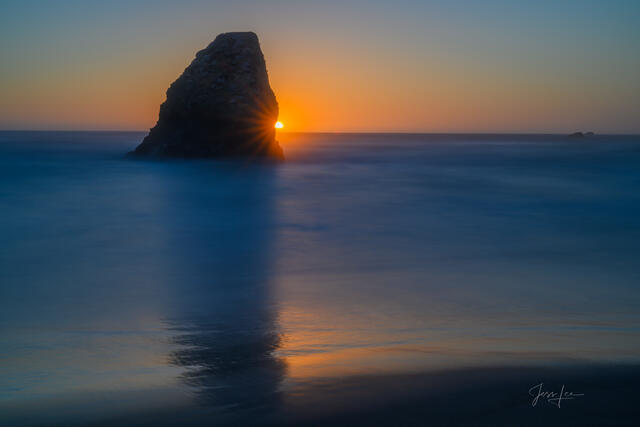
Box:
[275,121,283,129]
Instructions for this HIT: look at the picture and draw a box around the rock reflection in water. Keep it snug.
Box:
[155,162,286,419]
[167,308,285,414]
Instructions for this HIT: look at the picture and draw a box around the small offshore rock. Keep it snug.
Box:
[568,131,595,139]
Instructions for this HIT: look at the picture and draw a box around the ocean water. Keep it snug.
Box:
[1,131,640,425]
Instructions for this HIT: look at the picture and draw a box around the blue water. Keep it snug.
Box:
[1,131,640,425]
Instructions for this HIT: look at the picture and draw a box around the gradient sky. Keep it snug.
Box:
[1,0,639,133]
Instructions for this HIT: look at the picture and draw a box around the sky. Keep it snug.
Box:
[0,0,639,133]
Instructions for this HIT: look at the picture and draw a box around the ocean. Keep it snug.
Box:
[1,131,640,425]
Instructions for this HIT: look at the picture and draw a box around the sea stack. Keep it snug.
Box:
[133,32,283,160]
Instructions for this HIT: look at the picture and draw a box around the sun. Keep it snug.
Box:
[275,121,283,129]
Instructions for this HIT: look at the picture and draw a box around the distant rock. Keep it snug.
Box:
[132,32,283,160]
[568,131,595,139]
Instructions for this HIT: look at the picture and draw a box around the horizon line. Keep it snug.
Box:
[1,129,639,136]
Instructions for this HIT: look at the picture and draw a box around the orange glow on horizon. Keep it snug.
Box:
[0,25,637,134]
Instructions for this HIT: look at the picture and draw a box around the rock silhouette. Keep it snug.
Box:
[568,131,595,139]
[133,32,283,159]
